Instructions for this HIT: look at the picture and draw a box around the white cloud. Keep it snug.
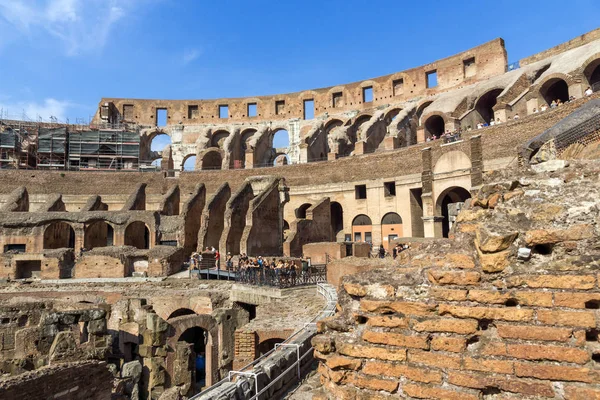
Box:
[183,48,202,64]
[0,0,138,56]
[0,98,73,122]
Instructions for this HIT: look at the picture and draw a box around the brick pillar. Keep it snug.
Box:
[354,141,366,155]
[382,136,397,150]
[417,127,426,143]
[244,150,254,169]
[327,152,338,161]
[470,135,483,192]
[233,330,257,370]
[420,147,441,238]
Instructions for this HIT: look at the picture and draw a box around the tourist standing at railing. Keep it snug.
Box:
[225,252,233,272]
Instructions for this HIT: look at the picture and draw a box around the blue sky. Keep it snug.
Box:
[0,0,598,126]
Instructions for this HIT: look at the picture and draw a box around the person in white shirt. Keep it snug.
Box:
[585,87,593,96]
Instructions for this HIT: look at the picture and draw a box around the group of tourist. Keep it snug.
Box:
[236,255,312,287]
[426,130,462,143]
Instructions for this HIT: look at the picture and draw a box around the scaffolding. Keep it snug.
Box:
[37,127,68,169]
[67,129,140,171]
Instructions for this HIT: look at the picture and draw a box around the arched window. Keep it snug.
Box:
[352,214,372,243]
[182,155,197,171]
[381,212,403,250]
[436,187,471,238]
[201,150,222,170]
[540,78,569,105]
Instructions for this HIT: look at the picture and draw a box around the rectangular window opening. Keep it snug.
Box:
[303,99,314,120]
[247,103,257,117]
[332,92,343,108]
[156,108,167,127]
[4,244,26,253]
[463,57,476,78]
[393,79,404,96]
[188,105,199,119]
[219,105,229,119]
[363,86,373,103]
[123,104,134,121]
[384,181,396,197]
[355,184,367,199]
[426,70,438,88]
[275,100,285,115]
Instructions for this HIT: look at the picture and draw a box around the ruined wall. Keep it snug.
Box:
[313,159,600,399]
[284,198,332,257]
[0,361,113,400]
[93,39,506,126]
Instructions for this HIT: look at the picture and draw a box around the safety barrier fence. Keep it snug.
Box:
[190,282,337,400]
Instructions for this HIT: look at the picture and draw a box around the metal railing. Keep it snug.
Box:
[235,265,327,288]
[191,282,337,399]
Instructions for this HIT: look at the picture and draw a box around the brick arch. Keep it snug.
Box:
[536,73,573,105]
[152,299,210,322]
[166,314,219,387]
[198,148,224,170]
[580,52,600,85]
[180,153,197,171]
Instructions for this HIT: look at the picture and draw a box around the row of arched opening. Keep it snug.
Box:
[421,58,600,139]
[42,221,150,250]
[149,129,291,171]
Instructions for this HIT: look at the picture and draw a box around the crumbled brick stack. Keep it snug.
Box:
[313,159,600,399]
[233,330,257,369]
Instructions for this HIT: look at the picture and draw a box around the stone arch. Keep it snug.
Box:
[200,149,223,170]
[424,114,446,139]
[274,153,288,166]
[352,114,372,141]
[384,108,403,123]
[181,154,197,171]
[43,221,75,249]
[433,150,472,175]
[330,201,344,241]
[582,54,600,89]
[381,212,403,250]
[143,130,172,163]
[84,220,114,249]
[352,214,373,243]
[167,314,219,388]
[416,100,434,125]
[435,186,471,238]
[538,74,571,105]
[124,221,150,249]
[167,308,196,320]
[295,203,312,219]
[211,130,230,149]
[474,88,504,124]
[269,128,291,165]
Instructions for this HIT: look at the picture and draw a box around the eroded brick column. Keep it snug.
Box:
[420,147,442,237]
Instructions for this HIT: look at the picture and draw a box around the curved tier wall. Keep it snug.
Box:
[91,29,600,172]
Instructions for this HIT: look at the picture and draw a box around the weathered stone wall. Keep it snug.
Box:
[313,159,600,399]
[93,39,506,126]
[0,361,113,400]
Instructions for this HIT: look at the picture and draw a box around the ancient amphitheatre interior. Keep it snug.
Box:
[0,24,599,400]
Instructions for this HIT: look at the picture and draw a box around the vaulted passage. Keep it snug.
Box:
[201,151,222,170]
[84,221,114,249]
[124,222,150,249]
[178,327,207,390]
[381,212,403,250]
[541,78,569,105]
[425,115,445,139]
[475,89,503,123]
[330,202,344,241]
[43,222,75,249]
[437,187,471,238]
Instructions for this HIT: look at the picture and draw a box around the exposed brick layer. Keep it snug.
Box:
[313,159,600,399]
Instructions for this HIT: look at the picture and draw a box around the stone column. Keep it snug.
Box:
[470,135,483,191]
[420,147,441,238]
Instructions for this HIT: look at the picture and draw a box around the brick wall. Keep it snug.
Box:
[0,361,113,400]
[313,159,600,399]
